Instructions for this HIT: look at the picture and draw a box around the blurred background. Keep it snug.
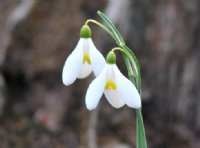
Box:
[0,0,200,147]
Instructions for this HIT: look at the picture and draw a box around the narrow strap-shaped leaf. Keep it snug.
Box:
[121,46,146,148]
[122,53,137,86]
[121,44,141,94]
[136,109,147,148]
[97,11,125,45]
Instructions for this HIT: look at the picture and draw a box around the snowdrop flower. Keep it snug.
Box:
[62,25,106,85]
[86,51,141,110]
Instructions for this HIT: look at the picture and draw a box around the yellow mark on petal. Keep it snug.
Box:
[83,53,91,64]
[105,80,117,90]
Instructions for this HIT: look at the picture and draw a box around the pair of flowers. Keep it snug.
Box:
[62,25,141,110]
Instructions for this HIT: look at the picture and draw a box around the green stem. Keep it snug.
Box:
[121,47,147,148]
[136,112,140,148]
[136,109,147,148]
[85,19,116,41]
[111,47,126,53]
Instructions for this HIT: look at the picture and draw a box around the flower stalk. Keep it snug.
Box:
[85,19,116,41]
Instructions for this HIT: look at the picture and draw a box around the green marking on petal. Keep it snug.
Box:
[83,53,91,64]
[105,80,117,90]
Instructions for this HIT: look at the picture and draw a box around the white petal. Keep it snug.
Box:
[77,63,92,79]
[104,90,125,108]
[89,39,106,76]
[80,38,90,53]
[85,66,107,110]
[62,40,84,85]
[114,65,141,108]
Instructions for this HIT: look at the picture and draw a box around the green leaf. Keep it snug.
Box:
[136,109,147,148]
[121,44,141,94]
[97,11,125,45]
[122,54,137,86]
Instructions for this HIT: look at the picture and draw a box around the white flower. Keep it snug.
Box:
[85,63,141,110]
[62,38,106,85]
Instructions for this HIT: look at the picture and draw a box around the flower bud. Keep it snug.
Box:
[80,25,92,38]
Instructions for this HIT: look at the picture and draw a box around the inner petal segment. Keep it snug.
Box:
[83,53,91,64]
[105,80,116,90]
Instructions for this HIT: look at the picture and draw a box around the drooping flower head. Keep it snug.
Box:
[86,51,141,110]
[62,25,106,85]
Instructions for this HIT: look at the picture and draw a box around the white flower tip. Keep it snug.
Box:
[86,105,96,111]
[133,102,141,109]
[86,101,97,111]
[61,68,73,86]
[127,102,141,109]
[62,79,73,86]
[127,95,142,109]
[62,76,74,86]
[115,104,125,109]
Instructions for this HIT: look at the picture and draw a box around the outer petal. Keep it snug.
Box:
[114,65,141,108]
[104,90,125,108]
[62,40,84,85]
[81,38,90,53]
[77,63,92,79]
[85,66,107,110]
[89,39,106,76]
